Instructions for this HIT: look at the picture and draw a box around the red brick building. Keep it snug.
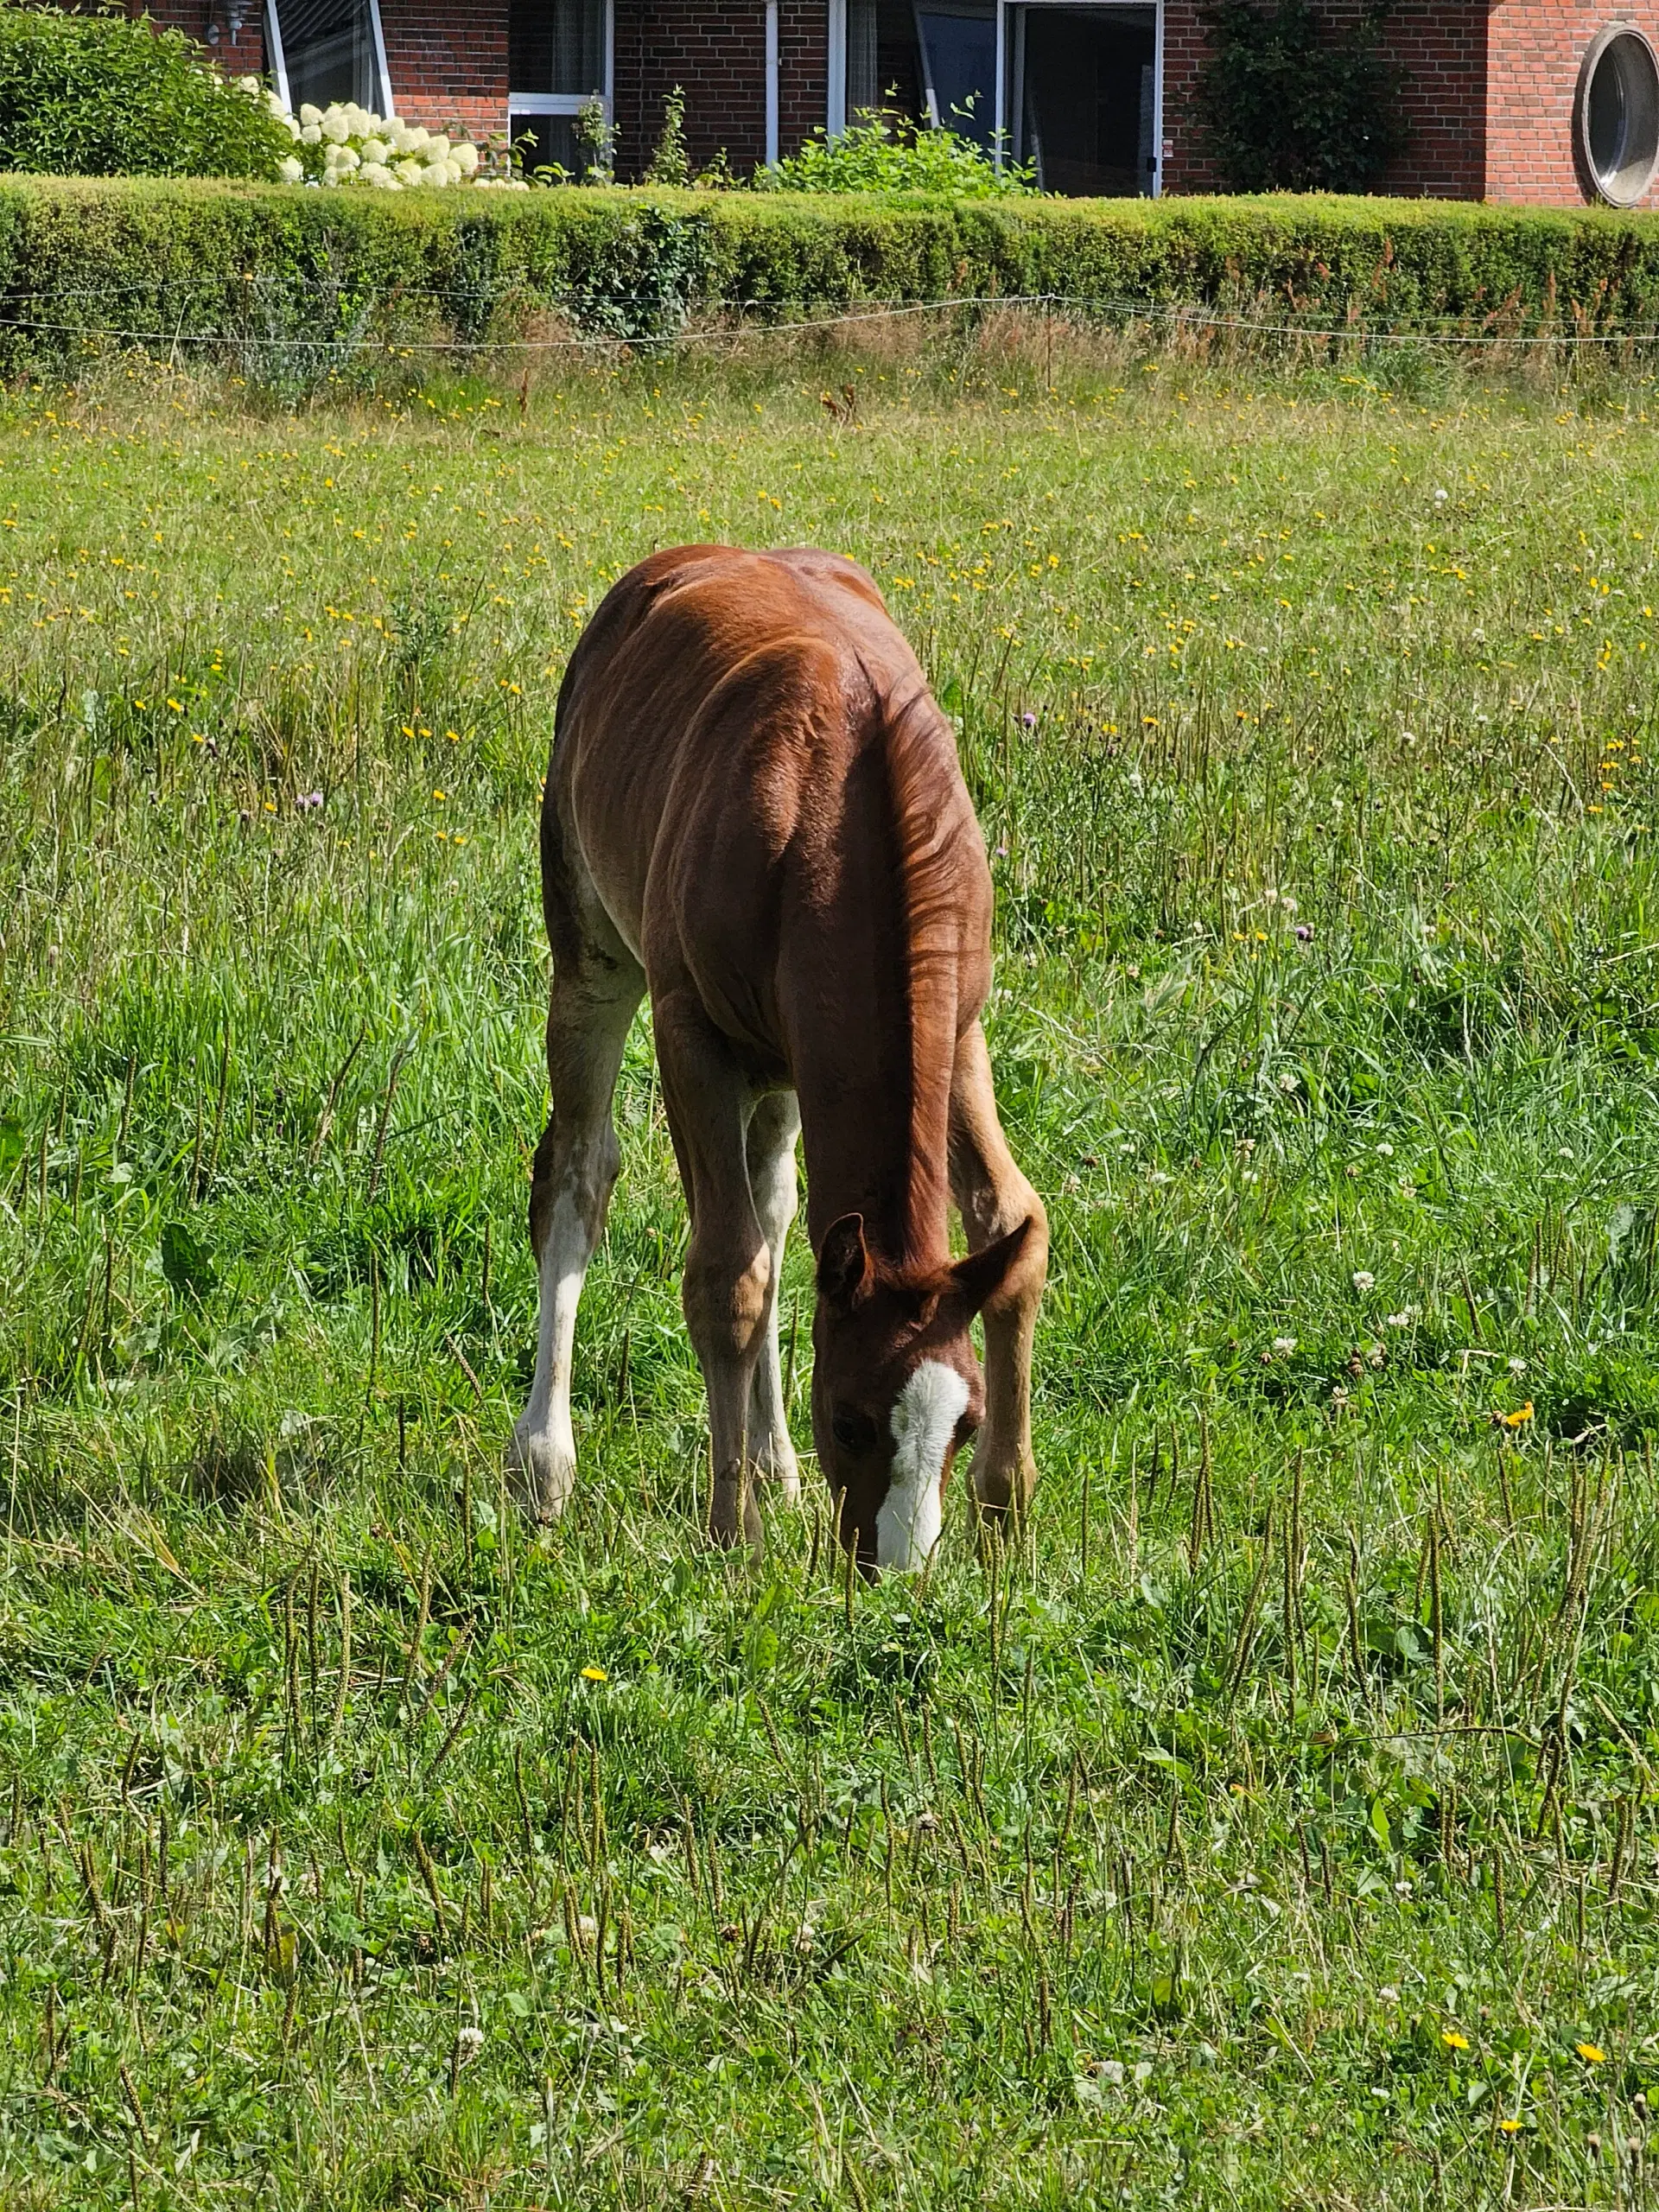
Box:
[160,0,1659,207]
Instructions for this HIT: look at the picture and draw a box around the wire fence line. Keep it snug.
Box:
[5,289,1659,355]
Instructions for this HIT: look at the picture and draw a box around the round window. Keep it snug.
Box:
[1577,25,1659,205]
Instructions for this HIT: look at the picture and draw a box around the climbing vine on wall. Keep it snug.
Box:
[1194,0,1408,193]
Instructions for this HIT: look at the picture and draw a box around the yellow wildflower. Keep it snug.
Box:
[1575,2042,1605,2064]
[580,1666,607,1683]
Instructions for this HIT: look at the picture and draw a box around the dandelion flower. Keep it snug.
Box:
[1498,2117,1522,2134]
[580,1665,607,1682]
[1576,2042,1605,2064]
[1503,1402,1534,1428]
[1441,2029,1470,2051]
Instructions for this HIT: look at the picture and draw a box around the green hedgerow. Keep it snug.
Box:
[0,3,294,180]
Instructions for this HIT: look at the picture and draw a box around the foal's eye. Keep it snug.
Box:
[831,1407,878,1454]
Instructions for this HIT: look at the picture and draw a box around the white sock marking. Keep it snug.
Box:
[513,1188,588,1491]
[877,1359,969,1573]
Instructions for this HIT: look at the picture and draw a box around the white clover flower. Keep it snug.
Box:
[1508,1357,1528,1377]
[278,156,304,182]
[1384,1311,1412,1329]
[299,101,322,124]
[1375,1141,1394,1158]
[1271,1337,1298,1357]
[1351,1270,1375,1294]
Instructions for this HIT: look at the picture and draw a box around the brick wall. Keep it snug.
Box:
[381,0,507,141]
[1160,0,1488,197]
[1485,0,1659,205]
[613,0,826,179]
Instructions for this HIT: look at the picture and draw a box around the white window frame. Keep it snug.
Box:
[509,0,614,137]
[993,0,1161,195]
[264,0,395,117]
[827,0,848,133]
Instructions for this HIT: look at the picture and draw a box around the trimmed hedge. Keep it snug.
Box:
[6,175,1659,383]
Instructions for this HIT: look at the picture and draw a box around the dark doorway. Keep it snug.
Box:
[1015,6,1155,194]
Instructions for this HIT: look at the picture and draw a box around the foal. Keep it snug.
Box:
[509,545,1047,1570]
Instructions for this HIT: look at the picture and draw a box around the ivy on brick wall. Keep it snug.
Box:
[1194,0,1408,194]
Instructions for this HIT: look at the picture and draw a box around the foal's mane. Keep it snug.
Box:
[870,677,971,1271]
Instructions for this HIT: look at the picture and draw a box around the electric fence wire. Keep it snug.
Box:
[2,289,1658,351]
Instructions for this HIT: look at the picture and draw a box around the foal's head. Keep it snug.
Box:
[810,1212,1033,1573]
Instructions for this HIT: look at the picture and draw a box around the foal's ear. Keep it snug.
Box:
[817,1212,873,1313]
[947,1217,1033,1318]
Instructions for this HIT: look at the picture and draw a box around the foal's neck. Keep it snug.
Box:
[789,728,958,1275]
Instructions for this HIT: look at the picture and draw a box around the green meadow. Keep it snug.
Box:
[2,333,1658,2207]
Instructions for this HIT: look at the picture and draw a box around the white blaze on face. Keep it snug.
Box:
[876,1360,969,1573]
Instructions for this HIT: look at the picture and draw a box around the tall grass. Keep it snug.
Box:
[0,334,1656,2207]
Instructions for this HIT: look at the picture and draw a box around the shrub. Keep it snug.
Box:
[761,111,1038,197]
[1194,0,1408,194]
[283,99,484,190]
[0,2,294,180]
[5,179,1659,385]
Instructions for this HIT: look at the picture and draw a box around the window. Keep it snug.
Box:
[1577,25,1659,206]
[915,5,996,143]
[265,0,391,115]
[510,0,611,176]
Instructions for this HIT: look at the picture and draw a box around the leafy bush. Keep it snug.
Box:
[762,111,1038,197]
[0,2,295,180]
[1194,0,1408,193]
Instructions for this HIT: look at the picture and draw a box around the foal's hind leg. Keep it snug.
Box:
[509,944,643,1524]
[948,1020,1049,1526]
[745,1090,802,1503]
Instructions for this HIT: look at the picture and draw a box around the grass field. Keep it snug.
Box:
[3,330,1659,2209]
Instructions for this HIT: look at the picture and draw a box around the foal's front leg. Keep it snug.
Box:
[948,1020,1049,1524]
[654,997,774,1555]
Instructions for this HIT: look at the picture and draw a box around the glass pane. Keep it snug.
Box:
[510,111,611,179]
[916,8,995,146]
[510,0,605,96]
[274,0,378,111]
[1019,7,1156,194]
[847,0,879,115]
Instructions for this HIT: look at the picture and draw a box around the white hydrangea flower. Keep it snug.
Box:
[426,134,451,159]
[298,102,322,124]
[420,160,449,186]
[454,143,480,175]
[300,122,322,143]
[278,156,304,181]
[394,157,423,184]
[359,137,389,164]
[321,110,351,143]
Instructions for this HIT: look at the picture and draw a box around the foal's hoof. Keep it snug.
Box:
[506,1426,575,1525]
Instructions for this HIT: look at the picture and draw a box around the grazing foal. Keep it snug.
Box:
[509,545,1047,1570]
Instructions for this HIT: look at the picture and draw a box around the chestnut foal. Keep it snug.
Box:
[508,545,1047,1570]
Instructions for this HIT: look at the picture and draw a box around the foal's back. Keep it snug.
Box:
[544,544,990,1082]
